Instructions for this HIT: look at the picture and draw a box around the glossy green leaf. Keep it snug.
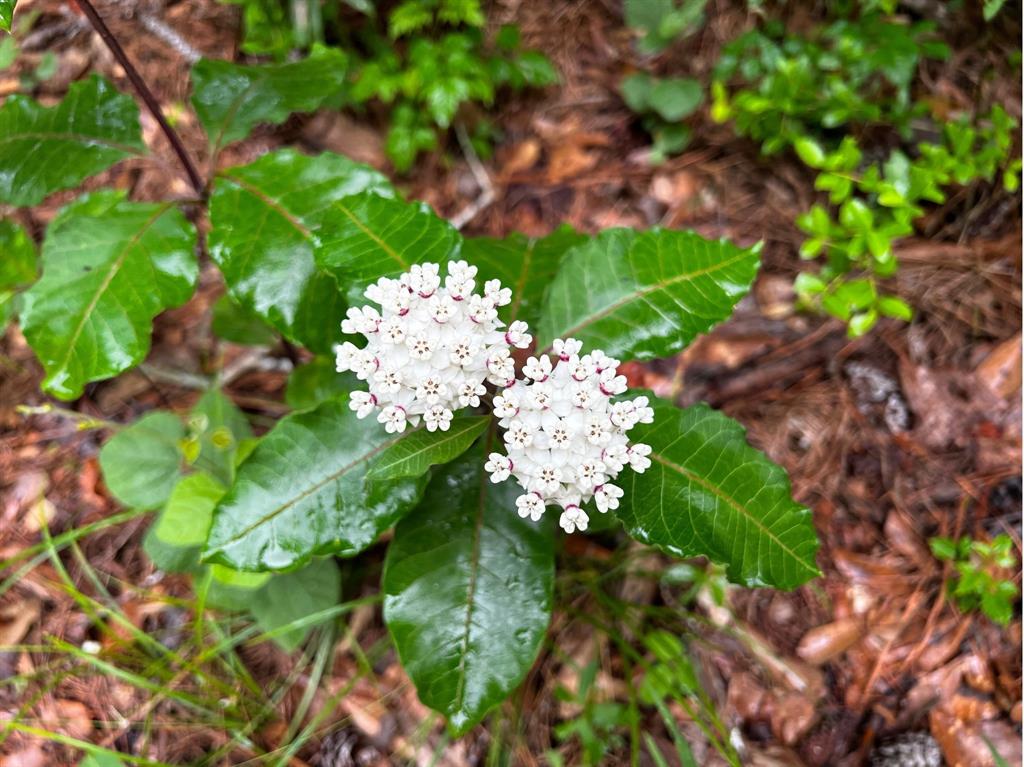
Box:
[384,445,555,734]
[0,219,37,327]
[210,294,277,346]
[249,557,341,650]
[0,76,144,206]
[617,397,819,590]
[20,191,198,399]
[99,412,184,510]
[204,397,431,571]
[191,50,347,152]
[463,225,587,327]
[0,0,13,31]
[209,149,392,353]
[190,389,252,485]
[144,472,226,573]
[367,415,489,481]
[314,192,460,303]
[285,356,357,411]
[537,229,759,360]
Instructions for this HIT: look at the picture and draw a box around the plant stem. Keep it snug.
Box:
[75,0,206,197]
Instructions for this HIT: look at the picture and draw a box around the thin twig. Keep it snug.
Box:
[75,0,206,197]
[450,122,496,230]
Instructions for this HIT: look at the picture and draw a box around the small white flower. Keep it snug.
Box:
[523,355,552,382]
[485,452,513,482]
[378,405,407,434]
[516,492,546,521]
[457,382,486,407]
[485,279,513,306]
[552,338,582,360]
[594,483,623,513]
[505,320,532,348]
[559,505,589,533]
[492,393,519,419]
[423,405,453,432]
[627,443,652,472]
[416,377,447,405]
[350,391,377,419]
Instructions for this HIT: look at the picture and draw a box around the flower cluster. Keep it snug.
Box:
[484,338,653,534]
[335,261,531,434]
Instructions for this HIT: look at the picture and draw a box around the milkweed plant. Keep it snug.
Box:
[1,5,820,735]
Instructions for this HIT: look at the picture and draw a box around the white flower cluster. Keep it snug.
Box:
[484,338,653,535]
[335,261,531,434]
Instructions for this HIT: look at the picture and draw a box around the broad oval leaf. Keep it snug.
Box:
[537,229,759,360]
[285,356,358,411]
[191,49,347,153]
[189,389,253,485]
[204,397,444,571]
[21,191,198,399]
[616,397,820,590]
[463,225,587,327]
[314,192,460,303]
[249,558,341,651]
[383,445,554,734]
[209,149,392,353]
[366,415,489,481]
[99,411,185,510]
[144,472,226,573]
[0,76,145,206]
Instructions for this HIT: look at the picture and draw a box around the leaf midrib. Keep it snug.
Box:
[216,424,426,547]
[52,204,172,380]
[550,248,752,344]
[331,199,408,269]
[649,450,817,578]
[368,417,487,478]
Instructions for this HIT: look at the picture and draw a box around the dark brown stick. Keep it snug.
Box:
[75,0,206,197]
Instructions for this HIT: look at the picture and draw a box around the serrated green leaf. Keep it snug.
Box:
[21,191,198,399]
[314,192,460,303]
[0,76,144,206]
[190,389,252,485]
[191,50,347,152]
[204,397,433,571]
[537,229,759,361]
[249,557,341,650]
[383,444,554,734]
[99,412,185,510]
[367,415,489,481]
[463,225,587,327]
[144,472,226,573]
[209,149,393,353]
[616,397,819,590]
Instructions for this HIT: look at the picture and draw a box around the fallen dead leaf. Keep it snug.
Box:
[0,598,41,646]
[975,333,1022,399]
[796,618,864,665]
[37,699,92,740]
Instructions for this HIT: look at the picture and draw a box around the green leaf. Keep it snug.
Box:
[0,219,37,326]
[209,149,392,353]
[99,412,185,509]
[314,192,460,303]
[383,445,555,734]
[191,49,347,152]
[250,557,341,650]
[462,225,587,327]
[616,397,820,590]
[0,0,13,32]
[847,309,878,338]
[877,295,912,321]
[211,294,278,346]
[793,136,826,169]
[649,77,703,122]
[144,472,226,573]
[537,229,759,361]
[21,191,197,399]
[620,73,653,113]
[190,389,253,485]
[929,536,957,561]
[204,397,432,571]
[0,76,144,206]
[367,415,489,481]
[286,356,358,411]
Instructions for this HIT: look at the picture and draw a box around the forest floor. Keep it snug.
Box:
[0,1,1021,765]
